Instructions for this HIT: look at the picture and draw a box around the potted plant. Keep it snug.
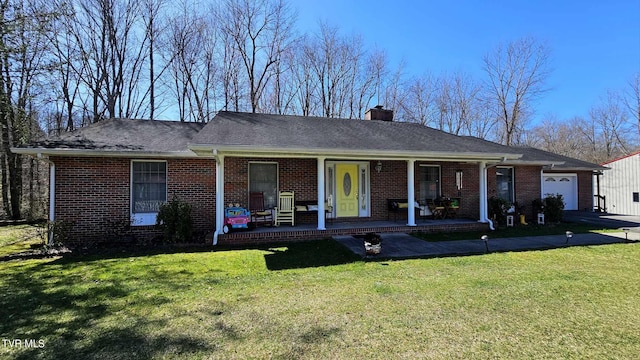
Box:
[363,232,382,255]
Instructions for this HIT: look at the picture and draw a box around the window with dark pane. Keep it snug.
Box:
[633,192,639,203]
[249,163,278,209]
[132,161,167,213]
[496,167,514,203]
[419,166,440,201]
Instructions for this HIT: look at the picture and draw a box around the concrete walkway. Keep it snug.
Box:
[333,231,635,259]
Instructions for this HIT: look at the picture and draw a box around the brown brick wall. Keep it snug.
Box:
[224,157,317,207]
[576,171,594,211]
[372,161,481,220]
[51,154,562,245]
[515,166,543,218]
[52,156,216,245]
[487,165,543,218]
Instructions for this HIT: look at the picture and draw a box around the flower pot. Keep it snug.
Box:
[364,241,381,255]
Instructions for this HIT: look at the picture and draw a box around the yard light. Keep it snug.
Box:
[481,234,489,253]
[565,231,573,244]
[622,228,630,241]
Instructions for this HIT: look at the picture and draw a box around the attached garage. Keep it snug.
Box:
[543,174,578,210]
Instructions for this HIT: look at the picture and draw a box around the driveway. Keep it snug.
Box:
[564,210,640,229]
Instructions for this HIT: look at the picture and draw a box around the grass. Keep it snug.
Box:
[415,222,615,242]
[0,224,45,257]
[1,226,639,359]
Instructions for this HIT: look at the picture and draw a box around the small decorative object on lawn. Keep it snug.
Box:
[565,231,573,244]
[363,232,382,255]
[481,234,489,253]
[622,228,630,241]
[519,214,528,225]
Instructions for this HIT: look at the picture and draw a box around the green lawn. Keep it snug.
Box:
[0,224,44,258]
[1,227,639,359]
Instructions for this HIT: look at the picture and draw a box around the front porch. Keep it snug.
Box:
[215,218,488,246]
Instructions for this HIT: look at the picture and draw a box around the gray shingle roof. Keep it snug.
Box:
[193,111,513,156]
[510,146,608,170]
[13,111,605,171]
[18,119,204,154]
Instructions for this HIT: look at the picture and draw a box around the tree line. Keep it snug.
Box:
[1,0,638,219]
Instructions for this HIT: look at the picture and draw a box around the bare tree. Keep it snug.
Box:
[218,0,296,113]
[141,0,168,121]
[0,0,54,219]
[483,37,551,145]
[623,72,640,141]
[589,90,632,161]
[289,37,317,116]
[465,97,497,141]
[528,115,588,159]
[401,73,437,126]
[165,3,219,122]
[379,58,405,119]
[65,0,149,122]
[43,0,82,134]
[305,23,362,118]
[346,48,381,119]
[259,43,298,114]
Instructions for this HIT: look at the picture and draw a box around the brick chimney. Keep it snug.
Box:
[364,105,394,121]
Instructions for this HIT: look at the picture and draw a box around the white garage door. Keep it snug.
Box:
[543,174,578,210]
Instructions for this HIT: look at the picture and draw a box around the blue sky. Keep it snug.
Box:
[295,0,640,124]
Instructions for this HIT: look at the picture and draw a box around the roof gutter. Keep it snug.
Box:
[502,160,566,167]
[11,147,202,158]
[189,144,523,162]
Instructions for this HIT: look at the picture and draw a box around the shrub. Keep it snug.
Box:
[156,198,193,243]
[488,196,510,225]
[532,198,544,215]
[543,194,565,223]
[37,220,74,247]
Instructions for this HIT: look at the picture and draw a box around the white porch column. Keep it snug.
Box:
[479,161,488,222]
[407,159,416,226]
[213,154,225,245]
[317,157,326,230]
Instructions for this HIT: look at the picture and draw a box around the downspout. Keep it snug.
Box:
[540,168,544,199]
[213,153,224,245]
[38,154,55,245]
[49,162,55,244]
[479,161,495,230]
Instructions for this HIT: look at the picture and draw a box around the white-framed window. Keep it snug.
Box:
[131,160,167,225]
[419,165,441,201]
[248,162,278,209]
[496,166,514,204]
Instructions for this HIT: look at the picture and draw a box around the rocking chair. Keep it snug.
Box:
[249,192,273,227]
[274,191,295,226]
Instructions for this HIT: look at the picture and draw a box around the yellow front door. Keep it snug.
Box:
[336,164,359,217]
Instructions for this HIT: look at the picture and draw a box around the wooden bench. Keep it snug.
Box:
[295,200,333,223]
[387,199,420,222]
